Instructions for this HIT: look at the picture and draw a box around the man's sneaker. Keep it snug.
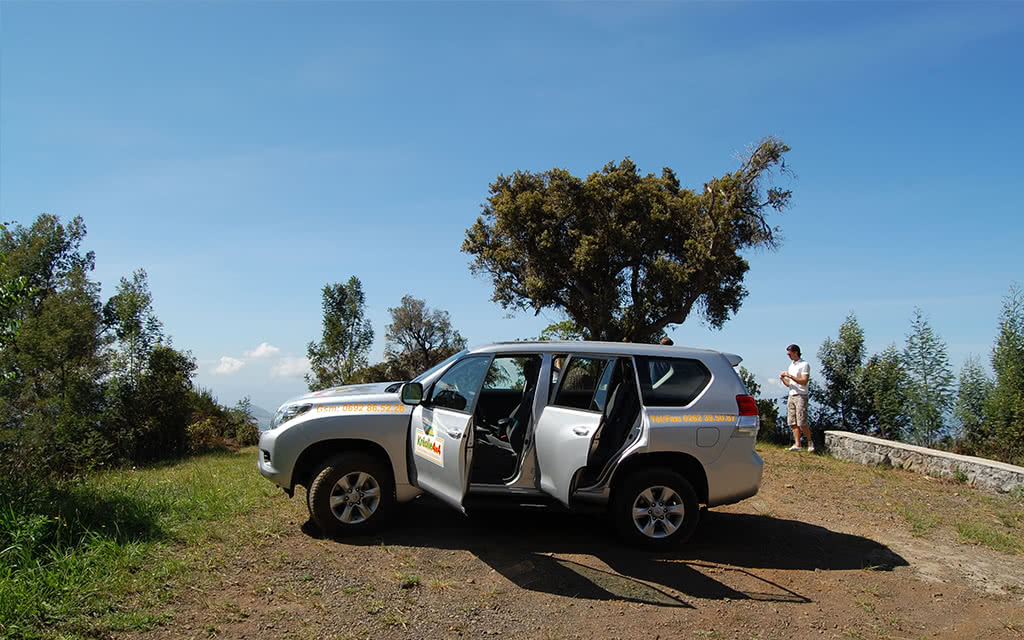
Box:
[787,445,802,451]
[808,445,816,453]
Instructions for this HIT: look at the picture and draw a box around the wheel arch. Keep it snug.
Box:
[610,452,709,505]
[293,439,396,491]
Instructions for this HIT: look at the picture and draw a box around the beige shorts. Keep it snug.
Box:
[787,394,808,428]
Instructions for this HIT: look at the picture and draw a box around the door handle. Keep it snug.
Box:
[573,427,591,436]
[446,430,463,439]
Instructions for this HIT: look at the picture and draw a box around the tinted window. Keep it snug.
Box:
[412,349,468,383]
[634,356,712,407]
[482,355,540,391]
[552,356,611,411]
[429,356,491,413]
[550,353,569,399]
[590,357,618,412]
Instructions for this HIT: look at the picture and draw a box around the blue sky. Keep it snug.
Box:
[2,1,1022,412]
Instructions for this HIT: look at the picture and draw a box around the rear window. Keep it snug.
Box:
[634,356,712,407]
[552,356,612,411]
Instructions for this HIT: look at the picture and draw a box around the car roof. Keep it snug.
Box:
[466,341,741,364]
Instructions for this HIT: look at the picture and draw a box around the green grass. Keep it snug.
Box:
[900,504,940,537]
[1012,484,1024,501]
[0,448,276,639]
[956,521,1023,554]
[398,574,421,589]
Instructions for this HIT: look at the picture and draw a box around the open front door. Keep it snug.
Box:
[409,355,492,513]
[533,355,614,507]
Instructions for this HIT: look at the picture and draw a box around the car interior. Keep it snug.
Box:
[581,357,641,486]
[470,355,543,484]
[467,353,642,487]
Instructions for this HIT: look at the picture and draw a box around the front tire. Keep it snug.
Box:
[612,468,699,549]
[308,452,395,537]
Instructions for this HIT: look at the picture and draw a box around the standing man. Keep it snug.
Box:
[780,344,813,452]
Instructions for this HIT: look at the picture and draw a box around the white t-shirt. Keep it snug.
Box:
[787,359,809,396]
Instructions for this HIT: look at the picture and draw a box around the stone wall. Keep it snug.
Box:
[824,430,1024,494]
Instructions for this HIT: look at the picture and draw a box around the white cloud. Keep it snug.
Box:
[271,356,310,378]
[244,342,281,359]
[213,356,246,375]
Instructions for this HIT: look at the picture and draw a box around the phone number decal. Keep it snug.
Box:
[315,403,406,414]
[651,414,736,424]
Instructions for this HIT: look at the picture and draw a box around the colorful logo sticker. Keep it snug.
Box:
[414,429,444,467]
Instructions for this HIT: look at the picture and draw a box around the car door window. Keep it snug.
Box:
[428,356,491,413]
[482,356,534,391]
[634,356,712,407]
[550,353,568,399]
[552,356,612,412]
[478,354,542,435]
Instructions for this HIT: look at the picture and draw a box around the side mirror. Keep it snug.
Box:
[400,382,424,406]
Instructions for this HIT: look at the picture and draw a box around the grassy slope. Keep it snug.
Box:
[757,443,1024,555]
[0,449,278,640]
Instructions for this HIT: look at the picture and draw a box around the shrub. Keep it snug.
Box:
[187,417,221,453]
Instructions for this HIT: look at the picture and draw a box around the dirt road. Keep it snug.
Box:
[128,447,1024,640]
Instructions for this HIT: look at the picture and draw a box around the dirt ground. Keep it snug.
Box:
[127,447,1024,640]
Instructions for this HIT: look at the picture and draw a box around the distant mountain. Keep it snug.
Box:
[250,405,274,430]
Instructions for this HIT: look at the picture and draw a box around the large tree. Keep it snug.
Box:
[306,276,374,391]
[903,308,954,446]
[984,284,1024,463]
[0,216,107,427]
[956,355,993,447]
[103,268,164,389]
[385,295,467,375]
[0,239,30,383]
[858,344,911,441]
[815,313,869,431]
[462,137,792,341]
[0,215,110,472]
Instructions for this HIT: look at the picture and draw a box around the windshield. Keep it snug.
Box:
[412,349,467,383]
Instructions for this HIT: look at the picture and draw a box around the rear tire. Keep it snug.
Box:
[612,468,699,550]
[308,452,395,537]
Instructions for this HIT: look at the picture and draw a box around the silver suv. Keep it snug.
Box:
[258,342,763,548]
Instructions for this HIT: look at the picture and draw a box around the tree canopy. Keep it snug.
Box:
[983,284,1024,462]
[384,295,467,375]
[462,137,792,341]
[903,308,954,446]
[0,214,220,480]
[104,269,164,388]
[816,313,868,430]
[306,277,374,391]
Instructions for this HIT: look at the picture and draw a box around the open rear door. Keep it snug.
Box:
[532,355,614,507]
[533,406,602,506]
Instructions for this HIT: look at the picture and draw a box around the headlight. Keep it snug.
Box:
[271,403,312,429]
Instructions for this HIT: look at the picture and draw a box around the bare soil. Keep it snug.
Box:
[126,446,1024,640]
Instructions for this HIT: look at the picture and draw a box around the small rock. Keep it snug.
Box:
[785,483,794,489]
